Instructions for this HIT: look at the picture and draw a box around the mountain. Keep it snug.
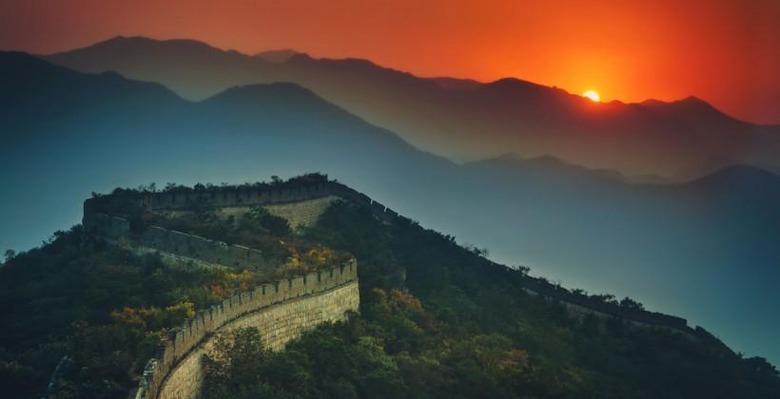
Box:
[466,154,630,183]
[45,36,780,180]
[458,156,780,366]
[0,51,182,145]
[428,76,482,90]
[255,49,302,63]
[2,52,780,367]
[3,177,778,398]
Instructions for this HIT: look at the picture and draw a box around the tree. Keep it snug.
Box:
[619,297,644,310]
[464,243,489,257]
[246,206,292,236]
[203,327,271,399]
[4,249,16,262]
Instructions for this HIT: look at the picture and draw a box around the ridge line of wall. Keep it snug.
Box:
[83,181,404,225]
[84,181,725,355]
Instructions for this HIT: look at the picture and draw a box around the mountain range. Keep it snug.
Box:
[45,36,780,181]
[1,50,779,366]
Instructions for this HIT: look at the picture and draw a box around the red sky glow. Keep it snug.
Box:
[1,0,778,124]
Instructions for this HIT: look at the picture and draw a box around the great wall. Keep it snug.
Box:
[83,179,370,399]
[82,177,731,399]
[136,264,358,399]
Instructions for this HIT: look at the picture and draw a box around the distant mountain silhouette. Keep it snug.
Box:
[1,53,187,159]
[1,51,180,128]
[45,36,780,180]
[2,52,780,366]
[428,77,482,91]
[685,164,780,213]
[689,164,780,188]
[466,154,629,183]
[255,49,301,63]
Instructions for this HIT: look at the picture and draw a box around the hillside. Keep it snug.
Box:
[1,176,778,399]
[45,36,780,180]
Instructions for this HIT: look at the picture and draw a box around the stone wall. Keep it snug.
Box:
[80,182,384,399]
[211,196,341,231]
[519,275,689,330]
[263,196,341,229]
[135,261,359,399]
[84,181,406,226]
[85,183,336,215]
[83,213,278,271]
[83,181,701,337]
[83,212,131,238]
[559,300,698,341]
[84,180,726,360]
[157,282,359,399]
[141,226,276,271]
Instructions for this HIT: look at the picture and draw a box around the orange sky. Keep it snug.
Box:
[1,0,778,124]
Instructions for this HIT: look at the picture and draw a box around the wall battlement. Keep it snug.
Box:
[84,213,278,271]
[84,180,706,339]
[519,276,689,330]
[136,261,358,399]
[86,183,333,214]
[83,178,731,395]
[82,180,367,399]
[84,180,404,225]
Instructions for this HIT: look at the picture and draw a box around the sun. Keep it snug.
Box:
[582,90,600,102]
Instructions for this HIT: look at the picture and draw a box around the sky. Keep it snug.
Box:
[1,0,779,124]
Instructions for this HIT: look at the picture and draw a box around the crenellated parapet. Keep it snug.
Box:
[83,177,729,398]
[84,180,406,226]
[83,178,704,340]
[519,275,689,330]
[81,178,368,399]
[136,260,359,399]
[516,272,732,351]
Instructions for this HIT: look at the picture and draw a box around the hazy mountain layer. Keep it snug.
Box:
[46,36,780,180]
[1,52,779,365]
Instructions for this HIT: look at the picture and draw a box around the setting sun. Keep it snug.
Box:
[582,90,600,102]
